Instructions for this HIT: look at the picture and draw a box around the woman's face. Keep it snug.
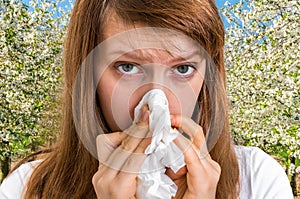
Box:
[96,15,206,131]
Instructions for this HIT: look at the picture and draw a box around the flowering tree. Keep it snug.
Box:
[222,0,299,194]
[0,0,70,179]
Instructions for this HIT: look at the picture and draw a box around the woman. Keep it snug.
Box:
[0,0,293,198]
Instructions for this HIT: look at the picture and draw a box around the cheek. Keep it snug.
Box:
[97,71,134,131]
[97,68,116,111]
[169,87,200,117]
[169,76,203,117]
[96,76,114,127]
[97,70,204,131]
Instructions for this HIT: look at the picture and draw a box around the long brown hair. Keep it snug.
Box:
[23,0,240,198]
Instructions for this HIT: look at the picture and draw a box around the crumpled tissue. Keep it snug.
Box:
[134,89,185,199]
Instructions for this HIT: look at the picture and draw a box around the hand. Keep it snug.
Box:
[92,106,151,199]
[167,115,221,199]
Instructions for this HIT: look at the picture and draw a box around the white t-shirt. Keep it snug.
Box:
[0,146,294,198]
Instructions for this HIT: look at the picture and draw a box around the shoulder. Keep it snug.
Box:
[235,146,294,199]
[235,145,279,168]
[0,160,42,199]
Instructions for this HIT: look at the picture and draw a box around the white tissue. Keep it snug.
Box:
[135,89,185,199]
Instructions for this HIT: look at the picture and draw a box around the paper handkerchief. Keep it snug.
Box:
[134,89,185,199]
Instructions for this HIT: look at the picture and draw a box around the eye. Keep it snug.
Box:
[173,65,195,76]
[116,63,140,75]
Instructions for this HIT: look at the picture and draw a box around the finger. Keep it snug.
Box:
[171,114,208,155]
[93,164,138,198]
[119,107,150,152]
[173,133,213,169]
[186,146,221,196]
[135,104,149,126]
[96,105,149,163]
[107,136,151,172]
[121,136,151,170]
[92,166,103,187]
[100,139,150,183]
[95,134,145,179]
[173,132,221,197]
[174,133,220,181]
[100,112,150,178]
[125,105,150,139]
[114,138,151,190]
[96,132,127,163]
[173,134,206,177]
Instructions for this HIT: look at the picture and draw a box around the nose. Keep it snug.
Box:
[128,64,183,118]
[143,63,169,86]
[148,82,165,91]
[129,83,181,117]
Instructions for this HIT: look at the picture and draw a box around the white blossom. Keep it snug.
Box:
[0,0,70,162]
[222,0,300,179]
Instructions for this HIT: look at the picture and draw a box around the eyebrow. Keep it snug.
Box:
[111,49,203,65]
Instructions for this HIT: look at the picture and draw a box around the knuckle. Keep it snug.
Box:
[196,126,204,138]
[213,162,222,175]
[92,171,104,190]
[124,155,135,167]
[135,118,148,126]
[207,161,221,182]
[123,154,145,173]
[127,124,148,138]
[92,173,98,187]
[108,179,133,197]
[135,139,151,153]
[197,125,204,133]
[120,140,134,152]
[108,182,118,193]
[195,126,205,143]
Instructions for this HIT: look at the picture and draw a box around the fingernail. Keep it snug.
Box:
[142,109,148,122]
[170,115,175,125]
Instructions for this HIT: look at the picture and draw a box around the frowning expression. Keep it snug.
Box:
[95,15,206,131]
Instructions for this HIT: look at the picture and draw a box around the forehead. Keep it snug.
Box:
[101,13,202,56]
